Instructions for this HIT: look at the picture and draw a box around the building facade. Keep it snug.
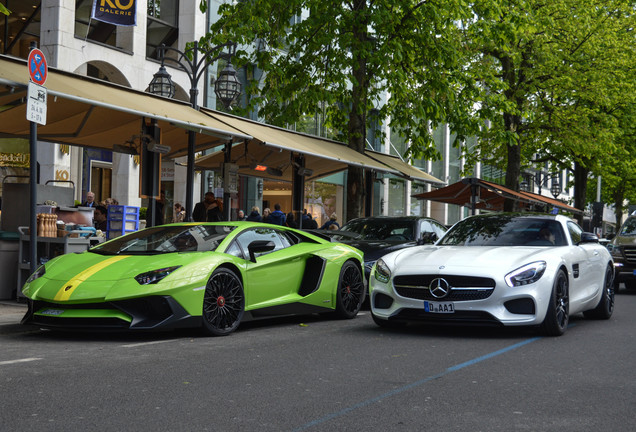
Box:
[0,0,577,229]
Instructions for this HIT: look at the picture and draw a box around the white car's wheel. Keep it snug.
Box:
[583,264,614,320]
[540,269,569,336]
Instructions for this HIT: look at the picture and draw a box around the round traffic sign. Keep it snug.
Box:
[28,48,48,86]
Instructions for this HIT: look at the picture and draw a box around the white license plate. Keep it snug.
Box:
[424,301,455,313]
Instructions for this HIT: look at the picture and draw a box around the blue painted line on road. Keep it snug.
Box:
[292,335,543,431]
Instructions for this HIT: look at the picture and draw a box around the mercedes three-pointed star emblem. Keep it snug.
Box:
[429,278,451,299]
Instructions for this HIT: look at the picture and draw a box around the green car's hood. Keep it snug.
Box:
[26,251,221,303]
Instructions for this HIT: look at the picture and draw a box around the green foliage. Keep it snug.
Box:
[199,0,476,219]
[461,0,636,200]
[0,4,10,16]
[200,0,636,215]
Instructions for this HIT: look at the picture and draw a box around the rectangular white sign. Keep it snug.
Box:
[27,82,47,125]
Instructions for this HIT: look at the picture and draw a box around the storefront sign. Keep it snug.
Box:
[0,153,29,167]
[0,138,30,167]
[91,0,137,26]
[223,163,239,194]
[161,163,174,181]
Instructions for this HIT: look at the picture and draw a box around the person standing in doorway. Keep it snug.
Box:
[82,191,96,207]
[174,203,185,222]
[268,203,287,225]
[246,206,262,222]
[193,191,216,222]
[94,205,108,232]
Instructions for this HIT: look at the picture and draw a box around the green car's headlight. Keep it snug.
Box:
[135,266,181,285]
[26,264,46,283]
[374,258,391,283]
[505,261,546,287]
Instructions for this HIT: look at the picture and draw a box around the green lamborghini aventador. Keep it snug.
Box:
[21,222,365,335]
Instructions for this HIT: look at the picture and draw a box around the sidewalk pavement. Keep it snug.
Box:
[0,300,27,325]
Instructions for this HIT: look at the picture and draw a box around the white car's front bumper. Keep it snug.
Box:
[370,272,553,327]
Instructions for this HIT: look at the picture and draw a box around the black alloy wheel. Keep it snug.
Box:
[583,264,615,319]
[202,268,245,336]
[540,269,569,336]
[334,261,365,319]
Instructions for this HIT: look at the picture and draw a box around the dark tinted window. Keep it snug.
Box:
[339,219,416,241]
[619,217,636,236]
[232,228,292,259]
[439,216,566,247]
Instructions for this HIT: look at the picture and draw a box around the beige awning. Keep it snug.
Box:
[364,150,445,185]
[196,109,445,184]
[199,109,397,177]
[0,55,251,157]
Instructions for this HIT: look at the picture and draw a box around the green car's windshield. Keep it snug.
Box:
[619,217,636,236]
[90,225,236,255]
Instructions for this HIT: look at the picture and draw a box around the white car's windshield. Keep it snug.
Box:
[439,216,567,246]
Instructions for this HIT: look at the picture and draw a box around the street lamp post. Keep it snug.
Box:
[520,171,552,195]
[148,41,241,221]
[550,175,561,199]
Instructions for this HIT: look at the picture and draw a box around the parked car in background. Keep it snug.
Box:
[370,213,614,336]
[326,216,447,283]
[607,212,636,292]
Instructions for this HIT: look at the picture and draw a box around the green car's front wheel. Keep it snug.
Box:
[202,268,245,336]
[335,260,365,319]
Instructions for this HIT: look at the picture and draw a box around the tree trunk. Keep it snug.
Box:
[573,161,589,225]
[614,186,625,229]
[503,110,522,212]
[345,0,368,222]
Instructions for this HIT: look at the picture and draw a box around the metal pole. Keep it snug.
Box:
[29,114,37,274]
[184,43,200,222]
[29,41,37,275]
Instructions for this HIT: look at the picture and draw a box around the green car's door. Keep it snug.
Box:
[229,227,309,309]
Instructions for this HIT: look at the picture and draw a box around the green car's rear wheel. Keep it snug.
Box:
[335,260,365,319]
[202,268,245,336]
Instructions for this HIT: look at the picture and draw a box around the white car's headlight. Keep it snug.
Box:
[505,261,547,287]
[374,258,391,283]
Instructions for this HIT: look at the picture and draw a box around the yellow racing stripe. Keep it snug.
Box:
[54,256,130,301]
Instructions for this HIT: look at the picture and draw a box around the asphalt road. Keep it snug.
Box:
[1,292,635,432]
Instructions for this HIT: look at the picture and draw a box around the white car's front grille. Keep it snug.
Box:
[393,275,495,301]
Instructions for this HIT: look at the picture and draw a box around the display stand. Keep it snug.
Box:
[107,205,140,239]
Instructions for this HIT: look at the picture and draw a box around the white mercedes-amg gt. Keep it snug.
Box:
[369,213,614,336]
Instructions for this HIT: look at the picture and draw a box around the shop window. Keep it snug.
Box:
[1,0,40,57]
[387,177,405,217]
[90,162,112,204]
[146,0,178,60]
[75,0,121,50]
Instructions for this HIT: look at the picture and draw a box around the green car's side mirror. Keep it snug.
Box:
[248,240,276,262]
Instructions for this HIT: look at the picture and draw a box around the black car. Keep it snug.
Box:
[607,213,636,292]
[328,216,447,283]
